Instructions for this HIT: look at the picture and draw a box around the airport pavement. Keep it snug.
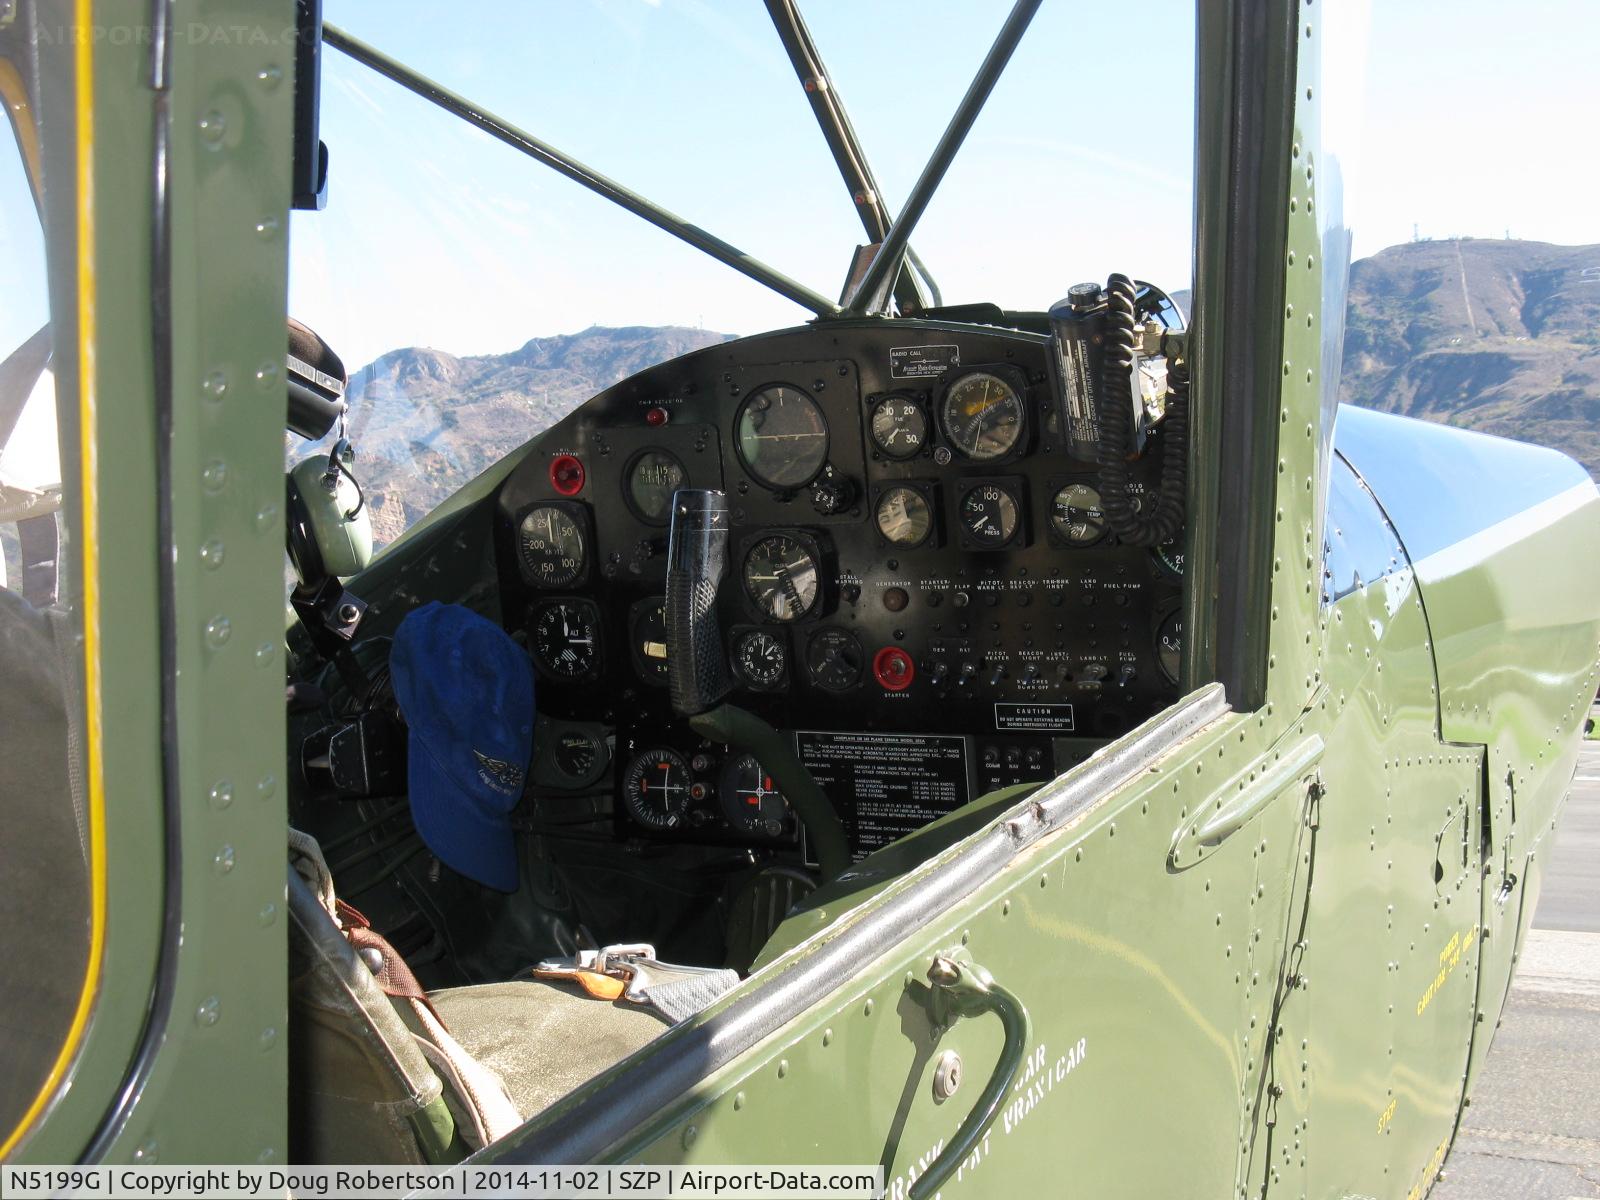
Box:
[1432,738,1600,1200]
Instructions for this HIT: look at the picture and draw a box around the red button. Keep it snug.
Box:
[645,406,669,427]
[873,646,915,691]
[549,454,585,496]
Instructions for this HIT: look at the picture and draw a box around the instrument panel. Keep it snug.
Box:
[494,321,1184,860]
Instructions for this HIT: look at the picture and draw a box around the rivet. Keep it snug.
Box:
[863,998,874,1016]
[257,773,278,800]
[132,1139,159,1163]
[255,641,276,667]
[256,64,284,90]
[205,616,233,648]
[201,459,229,493]
[255,362,279,389]
[258,902,278,927]
[1002,900,1011,916]
[259,1026,278,1051]
[208,780,234,810]
[202,370,229,401]
[257,1148,276,1164]
[682,1125,698,1149]
[822,1027,834,1047]
[255,502,279,531]
[198,109,227,145]
[214,844,237,875]
[733,1091,745,1111]
[196,996,221,1026]
[199,539,226,569]
[254,215,280,240]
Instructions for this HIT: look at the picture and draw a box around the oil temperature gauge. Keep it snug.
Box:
[720,753,790,839]
[622,749,690,830]
[1050,482,1107,546]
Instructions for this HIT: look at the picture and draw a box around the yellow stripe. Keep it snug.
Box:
[1,0,107,1160]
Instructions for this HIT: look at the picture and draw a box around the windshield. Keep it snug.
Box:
[290,1,1194,548]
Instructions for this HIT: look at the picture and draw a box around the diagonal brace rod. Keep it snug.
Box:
[323,24,841,317]
[842,0,1041,317]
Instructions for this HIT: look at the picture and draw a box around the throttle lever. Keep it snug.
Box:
[665,489,734,716]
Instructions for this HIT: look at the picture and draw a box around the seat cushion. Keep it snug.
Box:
[429,980,669,1121]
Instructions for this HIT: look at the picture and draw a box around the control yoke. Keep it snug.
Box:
[665,489,734,717]
[665,489,850,880]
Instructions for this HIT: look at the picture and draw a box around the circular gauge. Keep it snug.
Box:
[806,627,863,693]
[625,450,687,524]
[869,394,929,460]
[733,629,786,690]
[940,371,1025,461]
[1155,534,1186,578]
[517,505,587,588]
[742,534,820,622]
[875,485,935,548]
[720,754,790,839]
[622,749,691,830]
[1050,483,1107,546]
[629,596,670,684]
[552,729,602,783]
[530,599,600,679]
[735,384,829,490]
[1156,609,1183,684]
[959,484,1020,548]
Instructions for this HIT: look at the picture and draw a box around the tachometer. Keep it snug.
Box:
[1050,483,1107,546]
[940,371,1025,461]
[875,485,935,548]
[719,754,790,839]
[733,629,787,690]
[530,599,601,680]
[622,749,691,830]
[517,503,587,588]
[742,534,820,622]
[958,482,1021,549]
[735,384,829,490]
[625,450,687,524]
[869,394,928,460]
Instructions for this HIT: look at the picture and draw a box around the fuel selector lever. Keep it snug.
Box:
[665,489,849,879]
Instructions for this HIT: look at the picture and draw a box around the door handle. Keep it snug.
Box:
[910,955,1031,1200]
[1168,735,1324,868]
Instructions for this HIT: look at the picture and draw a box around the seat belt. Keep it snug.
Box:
[528,944,739,1024]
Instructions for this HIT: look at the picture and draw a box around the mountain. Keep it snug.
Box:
[1340,239,1600,477]
[312,325,734,546]
[300,240,1599,552]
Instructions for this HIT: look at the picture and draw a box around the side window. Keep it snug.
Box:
[1322,450,1408,605]
[0,42,93,1149]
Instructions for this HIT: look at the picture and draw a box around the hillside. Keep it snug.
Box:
[293,239,1599,553]
[1340,239,1600,477]
[315,325,734,546]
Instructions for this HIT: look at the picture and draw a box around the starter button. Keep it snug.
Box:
[872,646,916,691]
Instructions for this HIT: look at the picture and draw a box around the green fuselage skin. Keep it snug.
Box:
[7,3,1599,1199]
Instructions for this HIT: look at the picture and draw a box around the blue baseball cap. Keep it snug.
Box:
[391,602,534,892]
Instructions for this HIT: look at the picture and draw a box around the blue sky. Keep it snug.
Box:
[3,1,1597,368]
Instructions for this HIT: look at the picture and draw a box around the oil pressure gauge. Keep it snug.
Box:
[958,481,1022,549]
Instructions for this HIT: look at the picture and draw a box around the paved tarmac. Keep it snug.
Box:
[1432,738,1600,1200]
